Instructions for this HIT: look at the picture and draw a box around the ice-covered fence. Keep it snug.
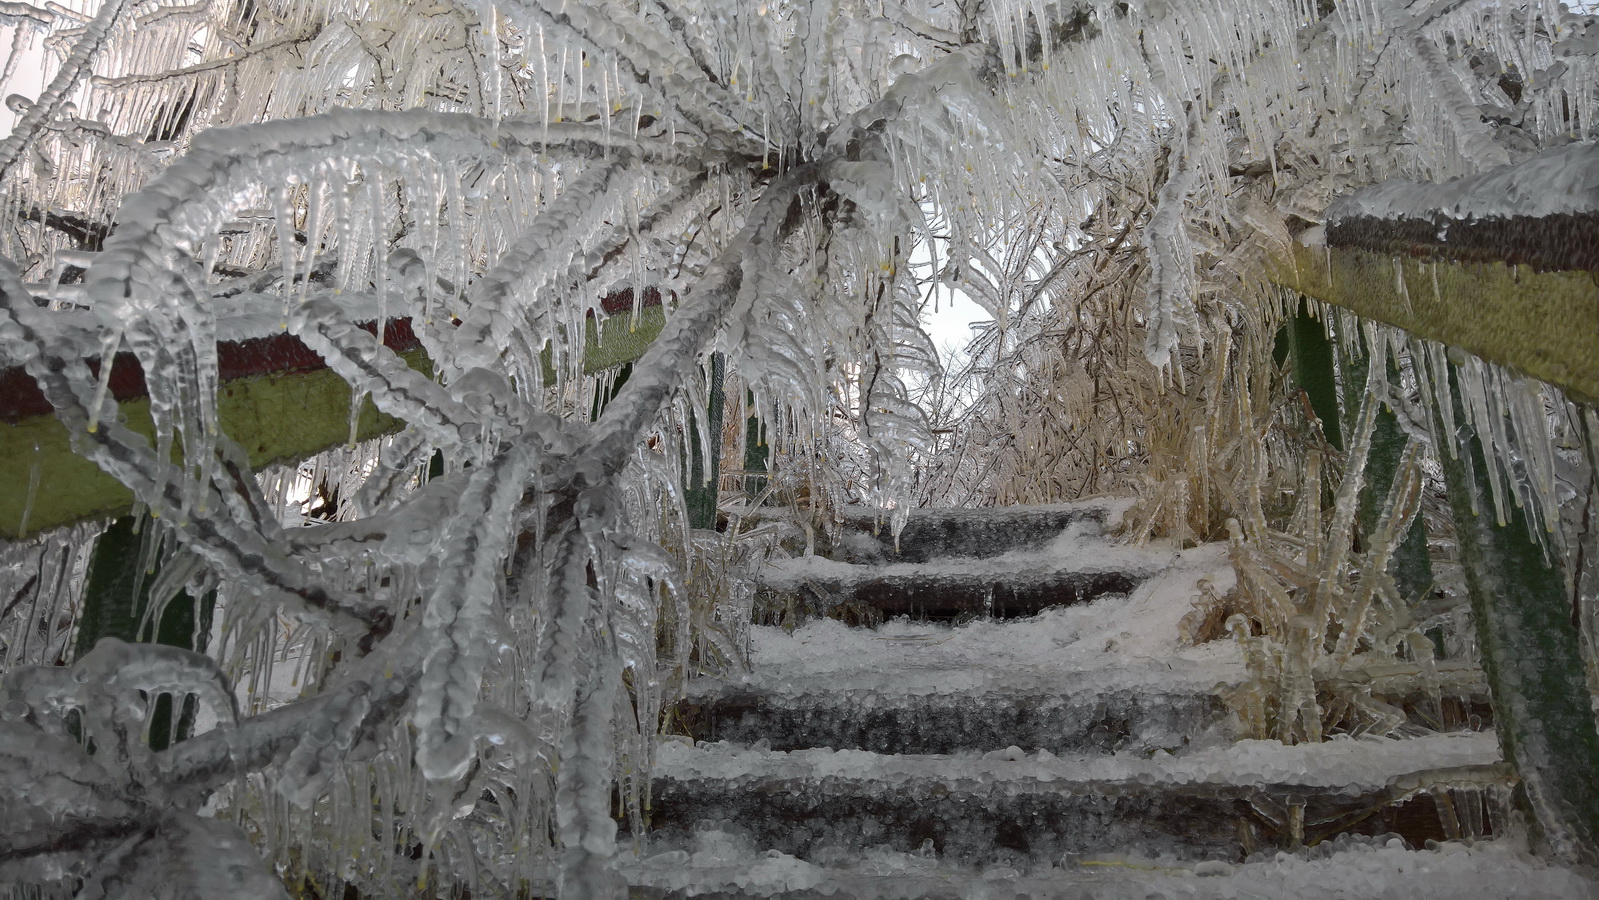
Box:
[1274,141,1599,406]
[1269,142,1599,865]
[0,295,668,540]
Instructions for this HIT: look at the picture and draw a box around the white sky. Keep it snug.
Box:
[920,279,990,370]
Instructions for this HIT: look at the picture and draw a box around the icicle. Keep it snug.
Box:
[0,0,129,184]
[1141,106,1198,370]
[412,440,541,782]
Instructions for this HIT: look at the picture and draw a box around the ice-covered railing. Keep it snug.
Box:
[1327,141,1599,273]
[1265,144,1599,864]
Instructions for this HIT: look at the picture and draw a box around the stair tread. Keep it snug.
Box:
[623,838,1594,899]
[654,732,1503,795]
[835,498,1133,525]
[760,521,1168,589]
[649,736,1512,865]
[684,672,1224,703]
[822,499,1133,564]
[693,617,1237,699]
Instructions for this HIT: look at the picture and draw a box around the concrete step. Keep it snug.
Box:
[826,501,1126,564]
[758,569,1144,621]
[647,734,1511,868]
[757,519,1165,622]
[622,833,1592,900]
[675,682,1226,756]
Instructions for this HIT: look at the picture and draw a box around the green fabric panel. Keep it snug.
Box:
[584,305,667,374]
[1434,365,1599,864]
[1272,243,1599,405]
[1286,299,1343,451]
[0,346,430,540]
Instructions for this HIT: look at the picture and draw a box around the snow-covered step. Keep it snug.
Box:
[758,568,1143,621]
[757,519,1165,621]
[687,571,1243,755]
[827,500,1127,564]
[623,832,1595,900]
[675,681,1226,755]
[675,664,1491,757]
[647,733,1511,867]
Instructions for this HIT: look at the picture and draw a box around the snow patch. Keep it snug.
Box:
[1328,141,1599,224]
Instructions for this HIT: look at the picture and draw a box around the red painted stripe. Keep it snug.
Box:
[3,287,660,425]
[1,318,422,425]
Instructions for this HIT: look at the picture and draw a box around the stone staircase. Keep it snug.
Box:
[622,502,1576,899]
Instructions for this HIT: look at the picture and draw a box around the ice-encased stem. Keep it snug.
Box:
[0,0,128,185]
[1337,325,1434,606]
[683,353,725,530]
[413,440,542,782]
[1434,362,1599,865]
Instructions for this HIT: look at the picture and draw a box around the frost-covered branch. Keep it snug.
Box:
[1141,106,1199,370]
[496,0,757,153]
[586,163,822,475]
[0,0,127,184]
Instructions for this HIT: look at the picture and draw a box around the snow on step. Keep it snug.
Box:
[758,517,1167,620]
[623,830,1595,900]
[679,594,1236,754]
[675,680,1225,755]
[828,499,1132,564]
[648,733,1508,866]
[693,541,1243,754]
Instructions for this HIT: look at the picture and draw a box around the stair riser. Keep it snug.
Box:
[649,780,1499,866]
[830,509,1109,565]
[675,692,1227,755]
[758,572,1143,622]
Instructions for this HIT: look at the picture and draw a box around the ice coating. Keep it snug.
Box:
[413,441,542,782]
[1328,141,1599,224]
[622,829,1597,899]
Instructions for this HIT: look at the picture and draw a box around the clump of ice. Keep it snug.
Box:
[629,828,827,896]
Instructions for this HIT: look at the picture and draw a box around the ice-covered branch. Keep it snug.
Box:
[585,164,822,476]
[0,0,127,184]
[452,162,637,380]
[1407,32,1513,170]
[1141,107,1199,370]
[496,0,758,154]
[290,296,481,447]
[413,441,544,781]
